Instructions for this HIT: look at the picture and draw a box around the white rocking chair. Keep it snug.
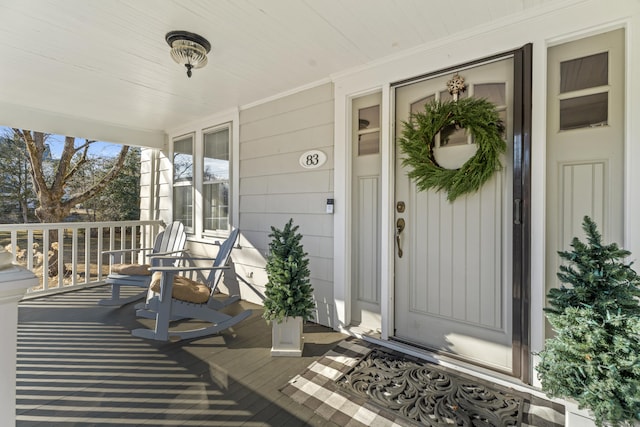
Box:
[132,228,251,341]
[98,221,186,306]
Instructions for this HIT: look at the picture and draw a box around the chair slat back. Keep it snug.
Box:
[156,221,187,267]
[148,231,166,267]
[206,228,239,292]
[159,221,187,253]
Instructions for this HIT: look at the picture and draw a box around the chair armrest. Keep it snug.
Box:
[147,249,190,258]
[149,255,217,262]
[150,265,230,273]
[102,247,154,256]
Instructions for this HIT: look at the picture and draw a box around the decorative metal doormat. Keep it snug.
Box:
[336,348,524,426]
[281,338,564,427]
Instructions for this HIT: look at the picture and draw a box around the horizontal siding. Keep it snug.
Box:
[241,213,333,239]
[240,123,333,160]
[241,101,334,142]
[241,170,333,194]
[241,147,334,178]
[241,193,334,214]
[139,148,153,221]
[237,82,335,327]
[240,83,333,124]
[137,84,336,328]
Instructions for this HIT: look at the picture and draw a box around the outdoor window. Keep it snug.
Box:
[203,126,230,232]
[558,52,609,130]
[172,135,194,229]
[357,105,380,156]
[410,94,435,114]
[171,120,234,239]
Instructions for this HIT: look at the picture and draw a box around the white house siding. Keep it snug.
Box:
[140,148,172,225]
[235,83,335,327]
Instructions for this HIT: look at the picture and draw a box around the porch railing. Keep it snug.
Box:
[0,220,164,298]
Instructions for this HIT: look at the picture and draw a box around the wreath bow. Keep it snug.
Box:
[399,97,506,202]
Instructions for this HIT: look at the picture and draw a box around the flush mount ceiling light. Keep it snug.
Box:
[165,30,211,78]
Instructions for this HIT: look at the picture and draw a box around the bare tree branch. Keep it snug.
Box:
[14,129,47,198]
[64,138,91,182]
[14,130,133,224]
[65,145,130,208]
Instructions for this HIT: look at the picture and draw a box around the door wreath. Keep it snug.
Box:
[398,96,506,202]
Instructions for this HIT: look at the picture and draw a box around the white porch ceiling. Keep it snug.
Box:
[0,0,557,141]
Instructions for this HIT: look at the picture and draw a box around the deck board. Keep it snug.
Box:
[17,285,346,426]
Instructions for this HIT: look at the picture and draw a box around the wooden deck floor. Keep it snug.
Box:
[17,286,347,426]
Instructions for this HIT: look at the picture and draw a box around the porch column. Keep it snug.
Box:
[0,251,36,426]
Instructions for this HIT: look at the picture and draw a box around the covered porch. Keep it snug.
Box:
[4,1,640,426]
[17,285,568,427]
[17,285,345,426]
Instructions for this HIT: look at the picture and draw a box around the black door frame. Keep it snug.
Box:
[391,44,533,383]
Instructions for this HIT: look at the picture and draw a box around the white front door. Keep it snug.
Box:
[394,58,514,373]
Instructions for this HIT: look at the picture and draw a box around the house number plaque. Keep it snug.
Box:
[299,150,327,169]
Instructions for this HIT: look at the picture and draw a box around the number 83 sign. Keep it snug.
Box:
[299,150,327,169]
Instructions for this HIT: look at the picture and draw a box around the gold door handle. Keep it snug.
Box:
[396,218,405,258]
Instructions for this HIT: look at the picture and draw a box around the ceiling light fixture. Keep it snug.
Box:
[165,30,211,78]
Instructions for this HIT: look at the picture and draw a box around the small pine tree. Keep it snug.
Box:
[537,216,640,427]
[263,219,315,323]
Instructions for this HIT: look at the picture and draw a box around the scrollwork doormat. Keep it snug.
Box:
[336,348,523,426]
[281,338,564,427]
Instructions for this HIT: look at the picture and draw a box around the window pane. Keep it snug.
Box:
[204,128,229,181]
[358,132,379,155]
[560,92,608,130]
[410,95,435,114]
[560,52,608,93]
[474,83,506,106]
[440,89,467,103]
[203,127,230,232]
[358,105,380,155]
[173,186,193,228]
[359,105,379,129]
[440,125,468,147]
[204,182,229,231]
[173,136,193,183]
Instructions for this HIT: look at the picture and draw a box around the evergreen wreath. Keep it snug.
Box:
[398,97,506,202]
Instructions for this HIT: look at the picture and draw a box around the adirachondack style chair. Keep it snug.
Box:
[98,221,187,307]
[132,228,251,341]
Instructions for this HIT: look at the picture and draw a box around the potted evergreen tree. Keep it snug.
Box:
[537,216,640,427]
[263,219,315,357]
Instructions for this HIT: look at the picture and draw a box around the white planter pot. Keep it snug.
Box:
[271,316,303,357]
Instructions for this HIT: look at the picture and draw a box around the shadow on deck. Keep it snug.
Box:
[17,286,347,426]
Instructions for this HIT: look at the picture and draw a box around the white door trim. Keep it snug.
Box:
[380,84,394,341]
[334,86,390,332]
